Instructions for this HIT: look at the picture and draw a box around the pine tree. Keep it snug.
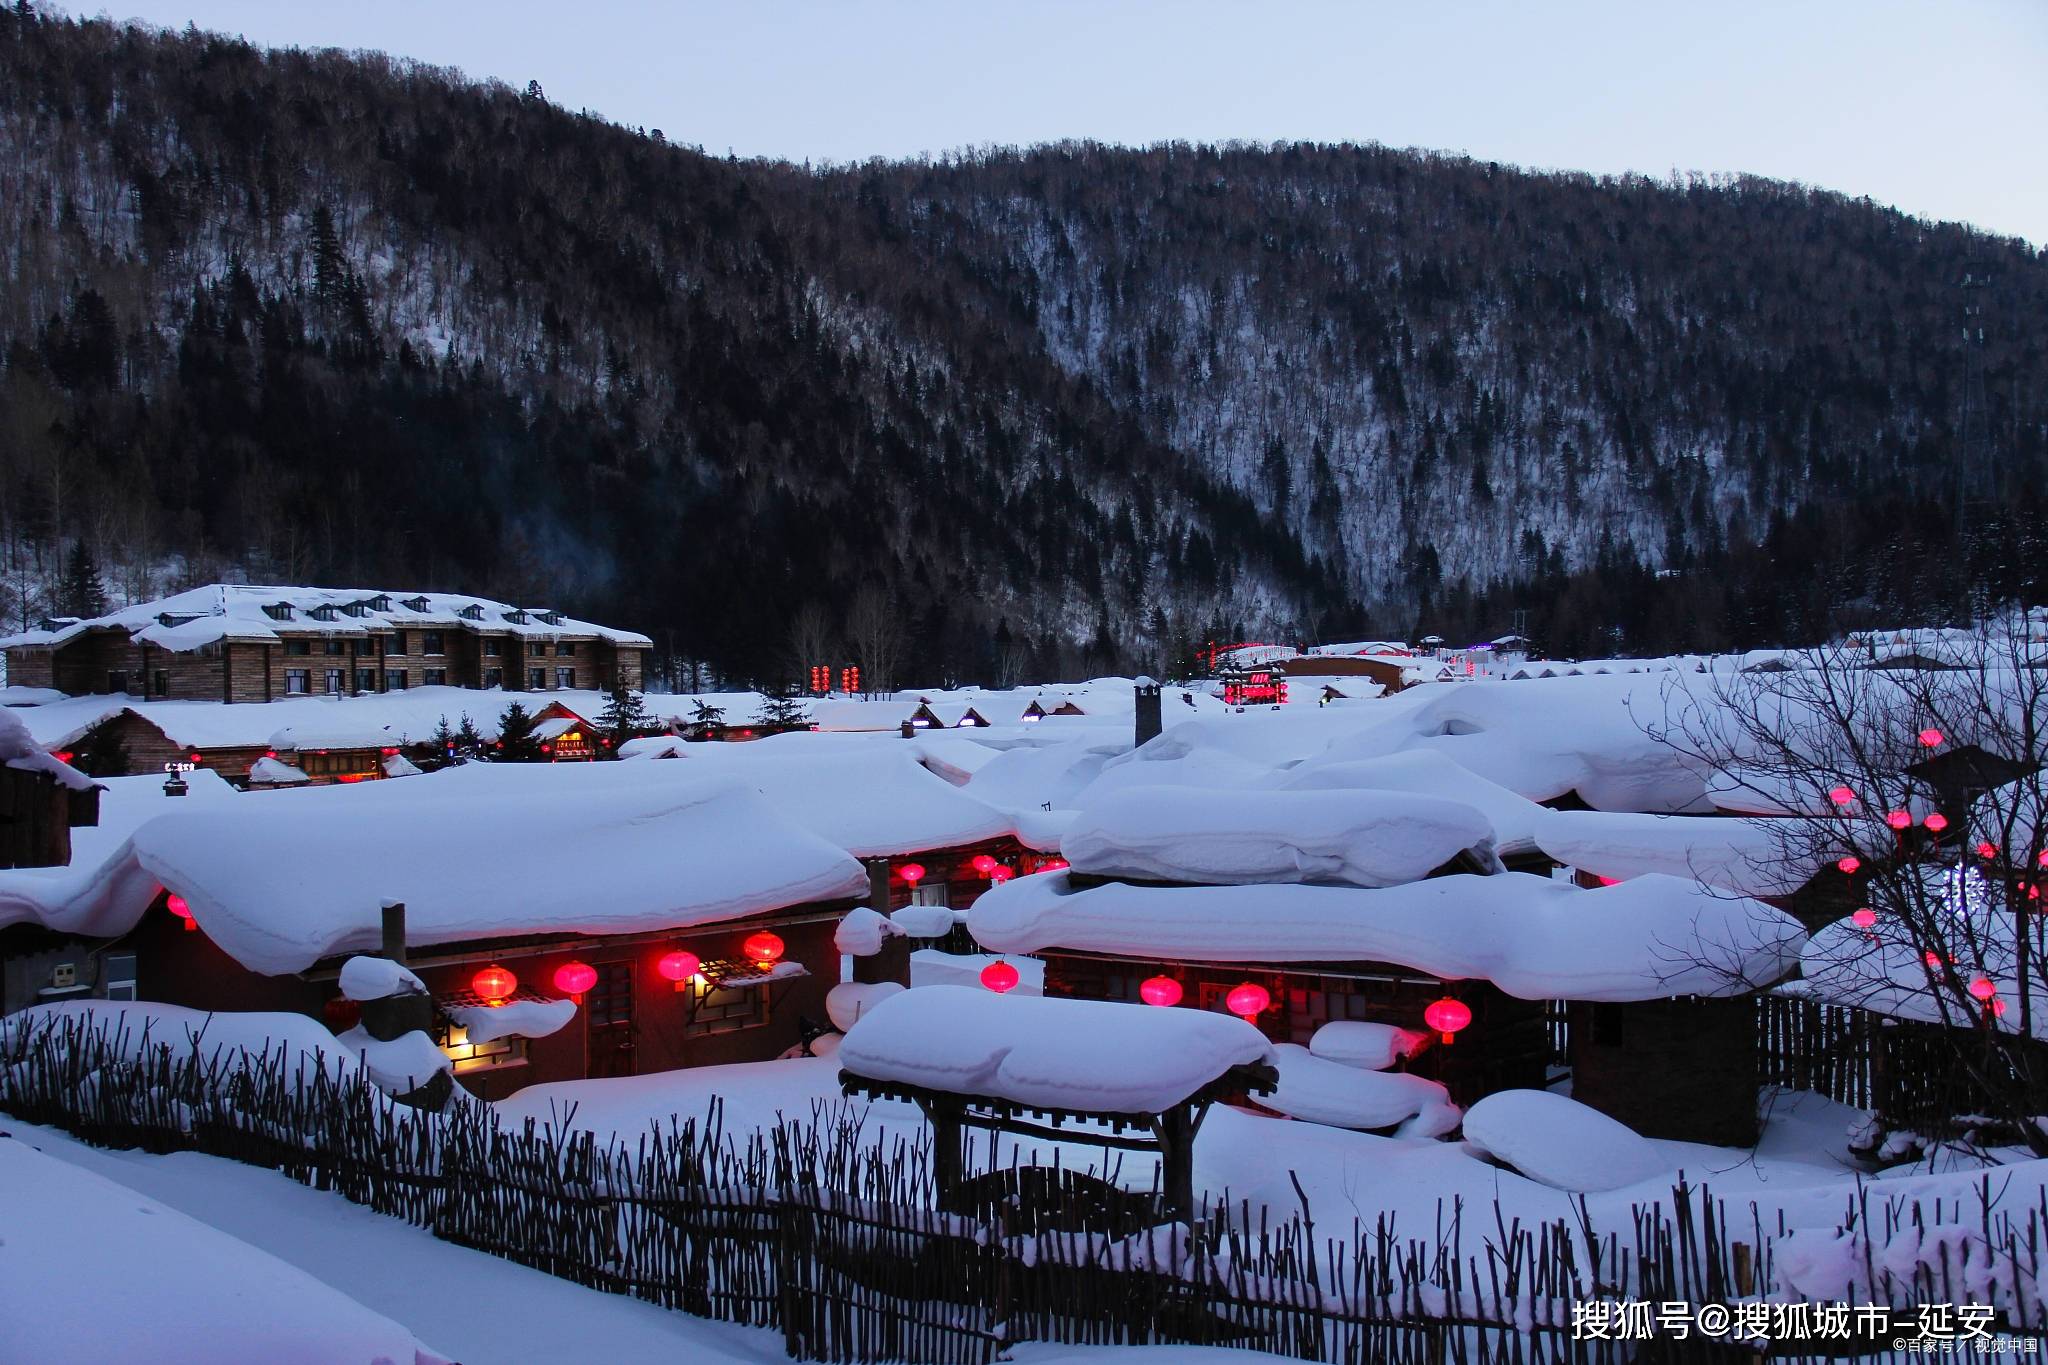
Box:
[690,697,726,726]
[751,687,810,730]
[494,701,542,761]
[58,541,109,618]
[596,683,654,751]
[454,714,487,758]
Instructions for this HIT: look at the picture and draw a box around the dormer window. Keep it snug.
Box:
[263,604,295,622]
[366,595,392,612]
[309,605,339,621]
[402,596,430,613]
[538,610,564,626]
[459,604,484,621]
[341,603,368,617]
[504,609,529,624]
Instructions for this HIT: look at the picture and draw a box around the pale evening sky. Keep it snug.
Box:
[93,0,2048,244]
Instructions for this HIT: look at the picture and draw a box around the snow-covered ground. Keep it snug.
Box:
[2,1120,789,1365]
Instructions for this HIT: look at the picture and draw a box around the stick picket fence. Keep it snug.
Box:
[4,1012,2045,1363]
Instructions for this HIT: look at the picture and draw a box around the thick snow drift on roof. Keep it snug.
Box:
[970,870,1806,1002]
[1262,1044,1449,1130]
[966,734,1124,816]
[1309,674,1717,813]
[0,1137,452,1365]
[5,775,863,974]
[0,770,240,933]
[0,706,93,791]
[424,744,1018,858]
[838,985,1274,1114]
[1061,785,1496,887]
[1279,751,1548,858]
[1462,1090,1667,1193]
[1530,809,1842,897]
[247,756,310,784]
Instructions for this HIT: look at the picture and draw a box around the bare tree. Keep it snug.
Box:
[1654,618,2048,1159]
[844,586,907,698]
[785,601,839,688]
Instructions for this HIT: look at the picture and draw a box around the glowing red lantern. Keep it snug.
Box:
[970,854,999,875]
[1850,907,1878,930]
[1884,810,1912,831]
[1918,728,1944,748]
[1923,812,1949,833]
[1979,842,2000,859]
[472,964,517,1005]
[1925,951,1943,969]
[554,960,598,1000]
[989,865,1014,883]
[1827,786,1856,807]
[1969,976,1997,1002]
[899,862,927,885]
[2039,851,2048,869]
[1225,982,1270,1021]
[1139,975,1183,1007]
[657,949,701,992]
[742,931,785,967]
[1994,998,2009,1018]
[188,752,202,764]
[1041,858,1070,873]
[980,960,1020,994]
[165,893,196,931]
[1423,997,1474,1045]
[1837,856,1861,875]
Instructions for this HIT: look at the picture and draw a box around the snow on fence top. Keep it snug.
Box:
[837,985,1275,1115]
[0,775,865,975]
[969,870,1806,1002]
[1060,784,1496,887]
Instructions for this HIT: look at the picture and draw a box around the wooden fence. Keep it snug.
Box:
[4,1010,2045,1363]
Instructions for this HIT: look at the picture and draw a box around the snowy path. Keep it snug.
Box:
[3,1120,789,1365]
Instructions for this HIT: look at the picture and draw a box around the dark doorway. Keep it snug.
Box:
[586,961,636,1078]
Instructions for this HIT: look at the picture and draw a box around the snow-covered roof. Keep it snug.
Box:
[246,756,310,785]
[0,706,94,792]
[837,984,1276,1113]
[969,869,1806,1002]
[269,719,408,751]
[1276,751,1549,858]
[1529,809,1850,898]
[1061,785,1496,887]
[0,583,650,652]
[0,775,866,974]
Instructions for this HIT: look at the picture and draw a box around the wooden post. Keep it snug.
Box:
[381,901,408,964]
[924,1099,965,1213]
[853,860,912,987]
[1155,1104,1196,1221]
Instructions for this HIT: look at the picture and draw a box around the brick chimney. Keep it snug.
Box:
[1134,677,1163,749]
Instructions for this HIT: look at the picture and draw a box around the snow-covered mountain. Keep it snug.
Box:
[3,10,2043,677]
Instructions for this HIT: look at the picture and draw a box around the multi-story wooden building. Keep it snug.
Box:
[3,586,651,703]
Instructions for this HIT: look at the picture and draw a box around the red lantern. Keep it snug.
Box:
[1925,951,1943,969]
[1837,856,1861,875]
[1884,810,1911,831]
[1969,976,1997,1002]
[554,961,598,1001]
[1139,975,1183,1007]
[1979,842,2000,859]
[1827,786,1856,806]
[1923,812,1949,833]
[1918,728,1944,748]
[1851,907,1878,930]
[980,960,1020,994]
[165,893,196,932]
[989,865,1014,883]
[742,931,785,967]
[1994,998,2009,1018]
[1225,982,1270,1021]
[1040,857,1070,873]
[971,854,999,875]
[657,950,701,989]
[899,862,926,885]
[2039,850,2048,870]
[472,964,517,1005]
[1423,997,1473,1045]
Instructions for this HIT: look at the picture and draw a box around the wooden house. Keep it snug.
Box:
[1,586,650,704]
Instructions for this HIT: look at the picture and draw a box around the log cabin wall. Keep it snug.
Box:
[1568,995,1760,1145]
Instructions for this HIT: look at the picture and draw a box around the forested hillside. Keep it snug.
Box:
[3,7,2044,682]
